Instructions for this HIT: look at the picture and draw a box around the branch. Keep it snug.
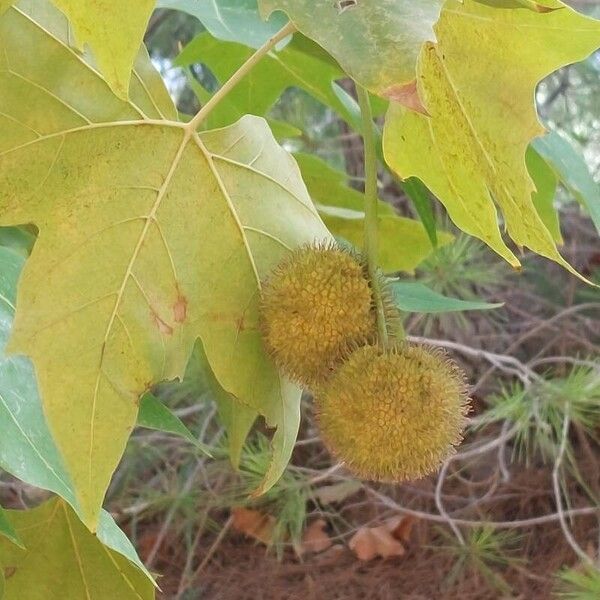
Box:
[356,84,391,346]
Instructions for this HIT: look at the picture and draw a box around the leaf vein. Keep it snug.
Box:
[62,502,93,600]
[0,389,71,494]
[210,154,318,217]
[243,226,292,250]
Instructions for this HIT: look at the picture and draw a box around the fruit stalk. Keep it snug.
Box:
[356,83,389,348]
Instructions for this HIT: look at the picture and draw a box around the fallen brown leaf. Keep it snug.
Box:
[390,515,417,544]
[349,516,416,561]
[300,519,333,555]
[231,507,275,545]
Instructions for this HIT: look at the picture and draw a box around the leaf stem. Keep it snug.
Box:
[356,83,389,348]
[187,22,296,132]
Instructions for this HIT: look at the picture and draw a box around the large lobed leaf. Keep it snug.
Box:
[0,506,21,549]
[0,244,154,582]
[384,0,600,276]
[259,0,444,97]
[533,131,600,235]
[389,281,502,314]
[158,0,290,49]
[176,33,353,128]
[526,146,562,244]
[0,2,330,528]
[294,153,453,273]
[191,342,257,471]
[0,498,155,599]
[1,0,155,99]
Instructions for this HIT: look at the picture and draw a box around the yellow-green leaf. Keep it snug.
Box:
[0,508,21,550]
[0,498,154,599]
[383,0,600,276]
[0,245,155,584]
[47,0,154,99]
[295,153,453,273]
[258,0,443,96]
[192,342,257,471]
[0,3,330,528]
[137,393,212,456]
[526,146,562,244]
[319,206,452,274]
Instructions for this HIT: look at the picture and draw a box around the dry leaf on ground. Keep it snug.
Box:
[349,516,416,561]
[300,519,333,555]
[231,508,276,545]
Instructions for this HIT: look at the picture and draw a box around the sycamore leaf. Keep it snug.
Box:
[300,519,332,555]
[158,0,290,49]
[294,153,394,217]
[349,517,408,561]
[0,1,11,15]
[0,227,36,258]
[295,153,453,273]
[0,0,177,150]
[0,245,153,582]
[0,498,155,599]
[176,33,352,128]
[137,393,212,456]
[0,4,330,528]
[389,281,503,314]
[320,207,452,274]
[42,0,155,100]
[383,0,600,278]
[526,147,562,244]
[0,508,21,549]
[183,72,300,142]
[533,131,600,235]
[258,0,444,97]
[0,245,75,505]
[402,178,438,248]
[231,507,275,545]
[192,342,257,471]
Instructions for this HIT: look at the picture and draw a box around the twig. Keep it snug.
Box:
[368,488,600,529]
[435,461,465,544]
[356,83,391,346]
[408,335,541,386]
[552,404,595,566]
[307,462,345,485]
[191,514,234,580]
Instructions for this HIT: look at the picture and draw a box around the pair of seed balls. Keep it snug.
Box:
[260,243,469,482]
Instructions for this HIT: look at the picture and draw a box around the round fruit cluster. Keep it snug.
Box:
[260,243,469,482]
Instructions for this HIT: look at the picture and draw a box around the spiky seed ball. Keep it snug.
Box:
[260,243,374,387]
[316,344,469,482]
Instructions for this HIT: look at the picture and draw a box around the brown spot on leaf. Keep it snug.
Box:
[532,3,557,13]
[384,80,429,116]
[173,294,187,324]
[151,311,173,336]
